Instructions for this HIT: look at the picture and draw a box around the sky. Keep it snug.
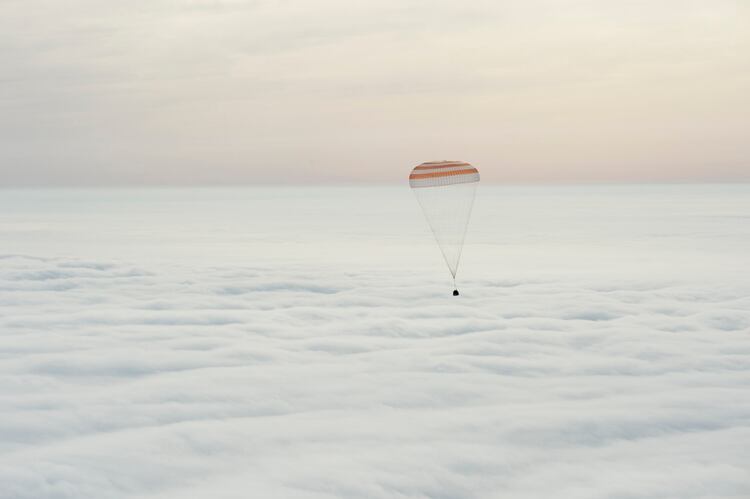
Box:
[1,0,749,186]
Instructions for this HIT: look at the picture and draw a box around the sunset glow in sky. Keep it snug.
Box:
[1,0,748,185]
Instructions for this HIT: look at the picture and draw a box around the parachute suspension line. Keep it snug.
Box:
[409,160,479,296]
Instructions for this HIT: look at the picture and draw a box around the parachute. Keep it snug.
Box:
[409,160,480,296]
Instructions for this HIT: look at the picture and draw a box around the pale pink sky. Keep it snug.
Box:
[1,0,748,186]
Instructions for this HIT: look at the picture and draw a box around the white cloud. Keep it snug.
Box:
[0,270,746,496]
[0,185,749,498]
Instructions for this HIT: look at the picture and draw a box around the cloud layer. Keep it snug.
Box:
[0,185,749,498]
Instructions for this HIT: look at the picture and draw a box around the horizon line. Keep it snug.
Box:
[1,179,749,189]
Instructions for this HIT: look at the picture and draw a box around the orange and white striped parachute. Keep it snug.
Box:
[409,161,480,295]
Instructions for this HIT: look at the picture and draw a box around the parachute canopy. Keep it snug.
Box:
[409,160,480,293]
